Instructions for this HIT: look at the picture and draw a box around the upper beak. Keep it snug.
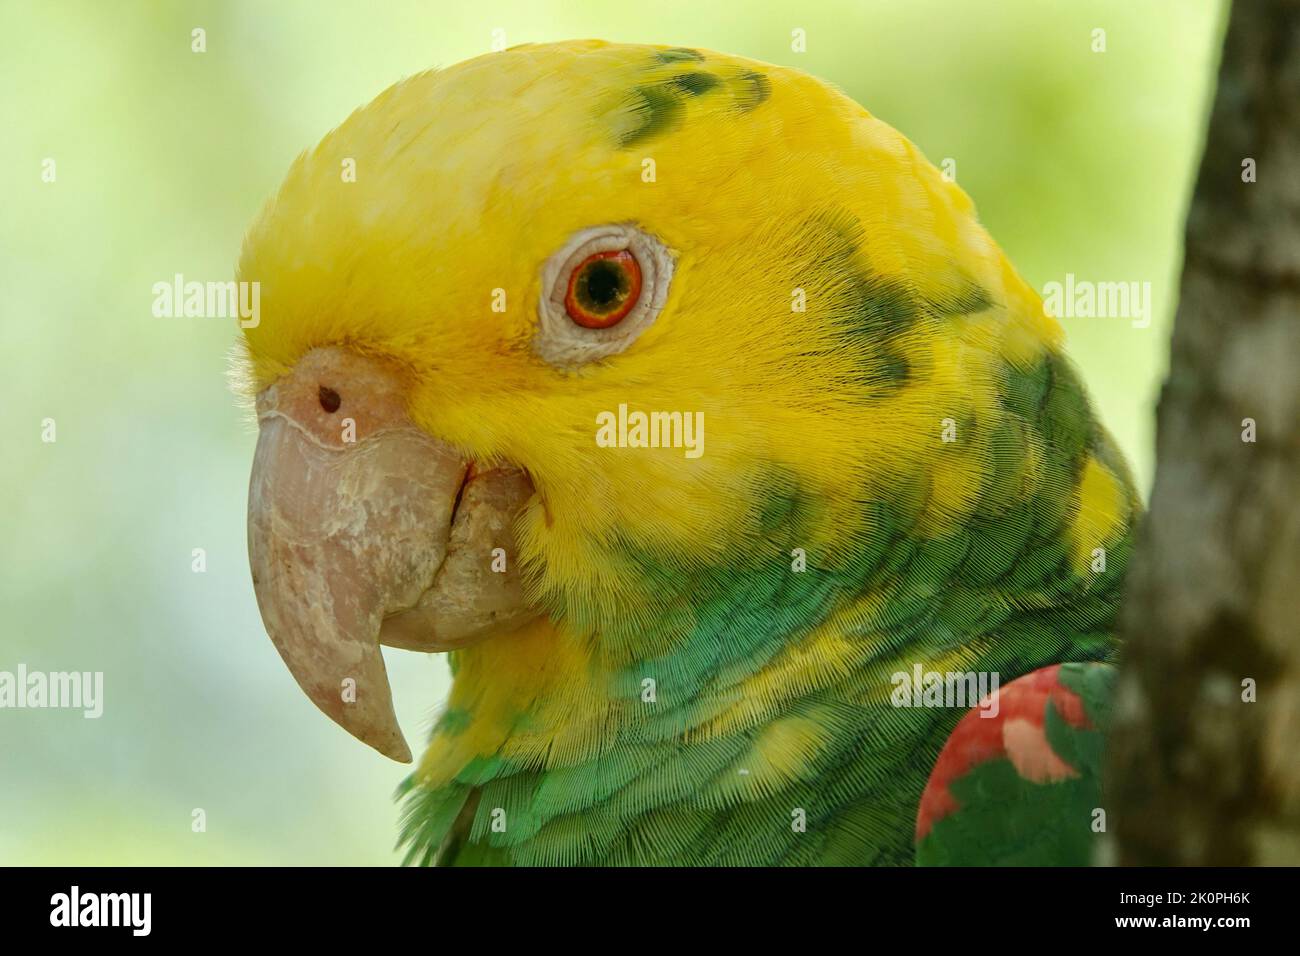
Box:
[246,348,536,762]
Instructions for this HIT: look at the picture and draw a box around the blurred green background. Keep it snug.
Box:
[0,0,1224,864]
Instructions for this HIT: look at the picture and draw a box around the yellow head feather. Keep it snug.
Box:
[236,41,1074,631]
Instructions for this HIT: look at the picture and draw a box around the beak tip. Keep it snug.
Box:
[388,740,414,764]
[336,705,414,764]
[359,721,413,763]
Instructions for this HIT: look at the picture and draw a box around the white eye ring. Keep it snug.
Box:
[534,224,674,368]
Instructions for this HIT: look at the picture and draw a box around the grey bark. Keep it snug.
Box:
[1110,0,1300,865]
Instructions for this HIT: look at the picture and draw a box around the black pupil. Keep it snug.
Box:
[319,386,341,413]
[578,259,627,313]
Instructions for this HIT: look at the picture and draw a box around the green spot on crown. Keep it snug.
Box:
[655,47,705,63]
[616,83,685,148]
[734,70,771,111]
[671,71,720,96]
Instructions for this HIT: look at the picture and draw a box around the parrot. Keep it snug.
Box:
[235,40,1140,866]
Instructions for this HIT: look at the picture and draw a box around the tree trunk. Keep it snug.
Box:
[1110,0,1300,865]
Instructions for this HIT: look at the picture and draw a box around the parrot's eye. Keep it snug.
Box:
[318,385,341,413]
[565,250,642,329]
[535,223,674,368]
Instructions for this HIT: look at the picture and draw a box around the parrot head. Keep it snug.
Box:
[236,39,1132,802]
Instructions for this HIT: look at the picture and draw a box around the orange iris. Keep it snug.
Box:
[564,249,643,329]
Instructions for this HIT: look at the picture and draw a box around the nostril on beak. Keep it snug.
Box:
[318,385,341,413]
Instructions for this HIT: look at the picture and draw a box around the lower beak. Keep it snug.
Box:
[247,385,535,762]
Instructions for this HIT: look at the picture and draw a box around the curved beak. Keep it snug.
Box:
[246,348,536,762]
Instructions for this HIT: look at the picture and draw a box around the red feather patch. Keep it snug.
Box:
[915,664,1094,842]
